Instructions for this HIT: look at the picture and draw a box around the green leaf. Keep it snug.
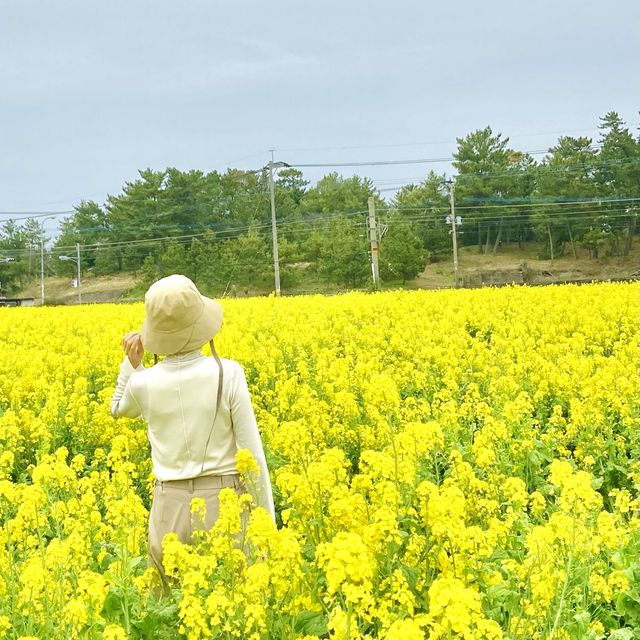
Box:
[103,588,124,619]
[590,476,604,490]
[132,602,179,638]
[293,611,328,636]
[609,629,635,640]
[572,610,590,632]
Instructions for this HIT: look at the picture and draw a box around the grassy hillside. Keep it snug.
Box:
[18,273,138,305]
[416,242,640,289]
[14,241,640,304]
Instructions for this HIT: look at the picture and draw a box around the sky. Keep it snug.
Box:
[0,0,638,236]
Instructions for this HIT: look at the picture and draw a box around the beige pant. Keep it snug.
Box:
[148,473,245,580]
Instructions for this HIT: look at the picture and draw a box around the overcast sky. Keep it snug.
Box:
[0,0,638,234]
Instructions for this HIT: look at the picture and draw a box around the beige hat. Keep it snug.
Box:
[140,274,223,355]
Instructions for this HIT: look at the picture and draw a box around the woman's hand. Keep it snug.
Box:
[122,331,144,369]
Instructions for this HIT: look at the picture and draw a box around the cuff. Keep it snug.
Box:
[119,357,145,376]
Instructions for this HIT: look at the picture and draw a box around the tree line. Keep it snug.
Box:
[0,111,638,296]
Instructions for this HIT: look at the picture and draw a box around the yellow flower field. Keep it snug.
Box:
[0,283,638,640]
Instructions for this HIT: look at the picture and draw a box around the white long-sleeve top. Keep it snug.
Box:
[110,351,275,521]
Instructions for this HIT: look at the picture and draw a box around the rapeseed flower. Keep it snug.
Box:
[0,283,637,638]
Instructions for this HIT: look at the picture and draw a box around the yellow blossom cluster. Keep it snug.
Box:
[0,282,638,638]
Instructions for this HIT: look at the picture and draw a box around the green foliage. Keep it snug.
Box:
[598,112,640,196]
[302,172,383,214]
[534,136,600,258]
[102,544,180,639]
[318,215,370,287]
[0,218,46,293]
[581,228,610,259]
[158,242,189,279]
[293,610,328,636]
[15,110,639,296]
[596,112,640,256]
[379,216,428,282]
[275,168,309,209]
[94,244,124,275]
[55,201,108,272]
[391,171,450,256]
[453,126,511,197]
[137,256,158,293]
[454,127,539,252]
[219,228,272,288]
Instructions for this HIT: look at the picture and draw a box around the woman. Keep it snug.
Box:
[110,274,275,576]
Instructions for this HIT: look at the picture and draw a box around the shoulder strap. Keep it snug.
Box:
[200,339,224,474]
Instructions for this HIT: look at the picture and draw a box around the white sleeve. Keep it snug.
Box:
[230,363,276,522]
[110,357,145,418]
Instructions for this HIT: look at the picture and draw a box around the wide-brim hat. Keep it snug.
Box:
[140,274,223,355]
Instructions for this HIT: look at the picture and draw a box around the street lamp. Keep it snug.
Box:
[444,179,461,288]
[59,243,82,304]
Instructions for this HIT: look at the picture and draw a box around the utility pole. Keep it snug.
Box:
[368,197,380,289]
[40,240,45,305]
[447,181,460,288]
[76,242,82,304]
[268,150,281,296]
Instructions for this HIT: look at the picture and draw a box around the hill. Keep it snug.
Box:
[416,242,640,289]
[14,242,640,304]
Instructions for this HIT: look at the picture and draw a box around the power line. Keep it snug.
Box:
[0,210,74,220]
[65,207,370,236]
[378,156,639,189]
[58,197,640,240]
[289,156,457,168]
[1,161,637,246]
[212,150,270,171]
[2,156,637,223]
[387,209,637,226]
[49,211,371,253]
[1,205,632,260]
[0,157,640,233]
[272,124,640,154]
[285,147,611,169]
[391,195,640,211]
[2,197,636,252]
